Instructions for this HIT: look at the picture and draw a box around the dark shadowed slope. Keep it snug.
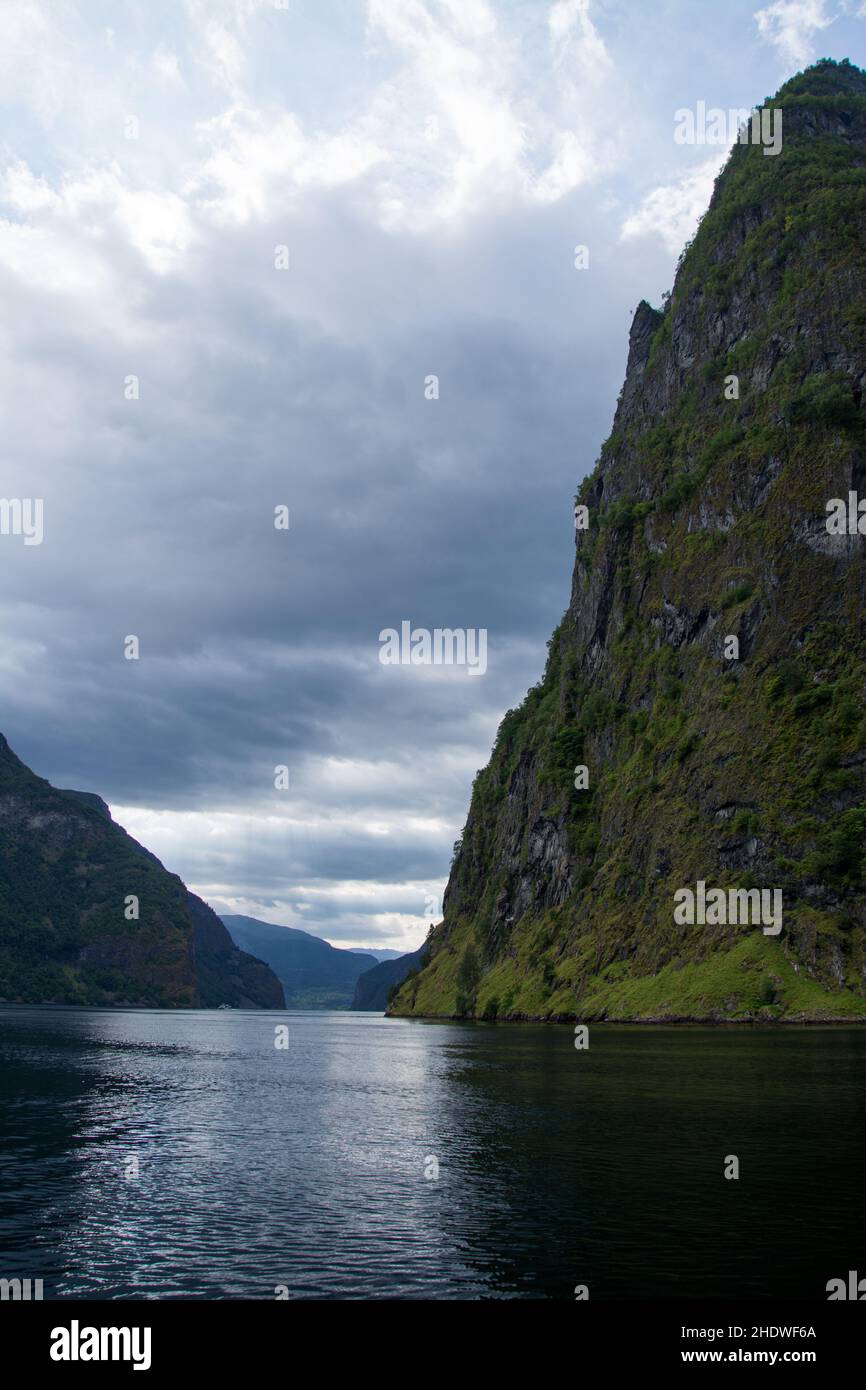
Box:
[221,914,376,1008]
[352,946,428,1010]
[0,734,284,1008]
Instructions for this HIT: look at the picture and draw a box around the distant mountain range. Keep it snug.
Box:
[348,947,403,961]
[351,946,428,1010]
[0,729,424,1013]
[0,734,284,1009]
[221,915,379,1008]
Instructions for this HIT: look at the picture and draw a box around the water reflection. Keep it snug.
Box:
[1,1008,864,1299]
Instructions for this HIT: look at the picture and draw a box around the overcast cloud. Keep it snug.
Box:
[2,0,864,950]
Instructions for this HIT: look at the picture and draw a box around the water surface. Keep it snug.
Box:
[1,1007,864,1299]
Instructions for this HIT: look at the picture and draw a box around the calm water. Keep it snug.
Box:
[1,1007,864,1300]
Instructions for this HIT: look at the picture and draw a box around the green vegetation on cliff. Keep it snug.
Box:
[391,59,866,1024]
[0,733,284,1008]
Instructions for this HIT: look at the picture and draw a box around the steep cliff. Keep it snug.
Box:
[391,59,866,1023]
[0,733,284,1008]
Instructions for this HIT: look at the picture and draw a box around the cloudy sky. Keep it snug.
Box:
[1,0,864,952]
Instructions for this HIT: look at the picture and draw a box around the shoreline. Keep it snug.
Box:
[386,1010,866,1026]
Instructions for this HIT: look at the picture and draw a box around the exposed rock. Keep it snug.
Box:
[390,60,866,1024]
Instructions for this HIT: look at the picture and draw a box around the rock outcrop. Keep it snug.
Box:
[390,60,866,1023]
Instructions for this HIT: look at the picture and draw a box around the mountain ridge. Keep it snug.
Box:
[390,58,866,1024]
[351,945,428,1010]
[221,914,377,1008]
[0,733,284,1009]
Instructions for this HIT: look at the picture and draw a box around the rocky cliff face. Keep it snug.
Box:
[391,59,866,1023]
[0,734,284,1008]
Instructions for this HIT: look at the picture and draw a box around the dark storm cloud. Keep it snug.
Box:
[3,186,648,811]
[10,0,829,943]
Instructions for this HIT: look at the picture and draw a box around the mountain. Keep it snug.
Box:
[0,734,284,1008]
[221,915,377,1008]
[351,946,428,1010]
[348,947,403,961]
[390,60,866,1024]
